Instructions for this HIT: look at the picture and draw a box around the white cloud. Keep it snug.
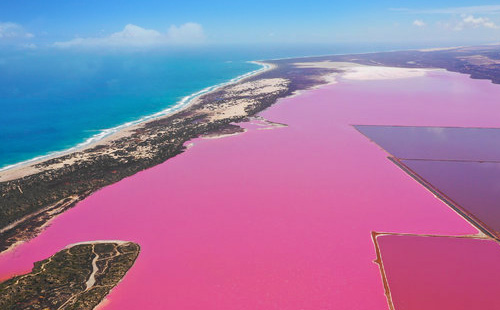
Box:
[453,15,499,31]
[391,5,500,15]
[0,22,34,39]
[462,15,498,28]
[393,6,500,32]
[54,23,205,48]
[413,20,426,27]
[166,23,204,43]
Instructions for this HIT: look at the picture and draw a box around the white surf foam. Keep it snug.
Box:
[0,61,273,173]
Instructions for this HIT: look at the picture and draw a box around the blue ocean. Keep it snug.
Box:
[0,43,430,169]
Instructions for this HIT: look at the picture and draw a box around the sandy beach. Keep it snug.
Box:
[0,61,276,182]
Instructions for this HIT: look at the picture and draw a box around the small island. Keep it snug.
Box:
[0,241,140,310]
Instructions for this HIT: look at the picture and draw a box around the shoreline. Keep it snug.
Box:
[0,55,302,253]
[3,41,499,176]
[2,44,500,256]
[0,61,274,175]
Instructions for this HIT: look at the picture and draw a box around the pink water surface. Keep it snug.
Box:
[355,125,500,238]
[356,125,500,161]
[401,160,500,237]
[3,70,500,309]
[378,235,500,310]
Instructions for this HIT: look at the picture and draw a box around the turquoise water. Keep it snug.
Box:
[0,44,431,169]
[0,49,261,169]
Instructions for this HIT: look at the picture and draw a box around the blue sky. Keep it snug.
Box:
[1,1,500,48]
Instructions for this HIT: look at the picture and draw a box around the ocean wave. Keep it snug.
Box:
[0,61,271,173]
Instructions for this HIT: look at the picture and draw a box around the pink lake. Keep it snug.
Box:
[4,70,500,309]
[355,125,500,238]
[355,125,500,161]
[377,234,500,310]
[401,159,500,239]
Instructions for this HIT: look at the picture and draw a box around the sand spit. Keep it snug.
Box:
[0,65,277,183]
[0,77,289,183]
[0,58,341,254]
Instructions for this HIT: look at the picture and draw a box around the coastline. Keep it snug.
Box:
[2,44,500,256]
[0,61,274,176]
[0,56,308,253]
[4,41,500,179]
